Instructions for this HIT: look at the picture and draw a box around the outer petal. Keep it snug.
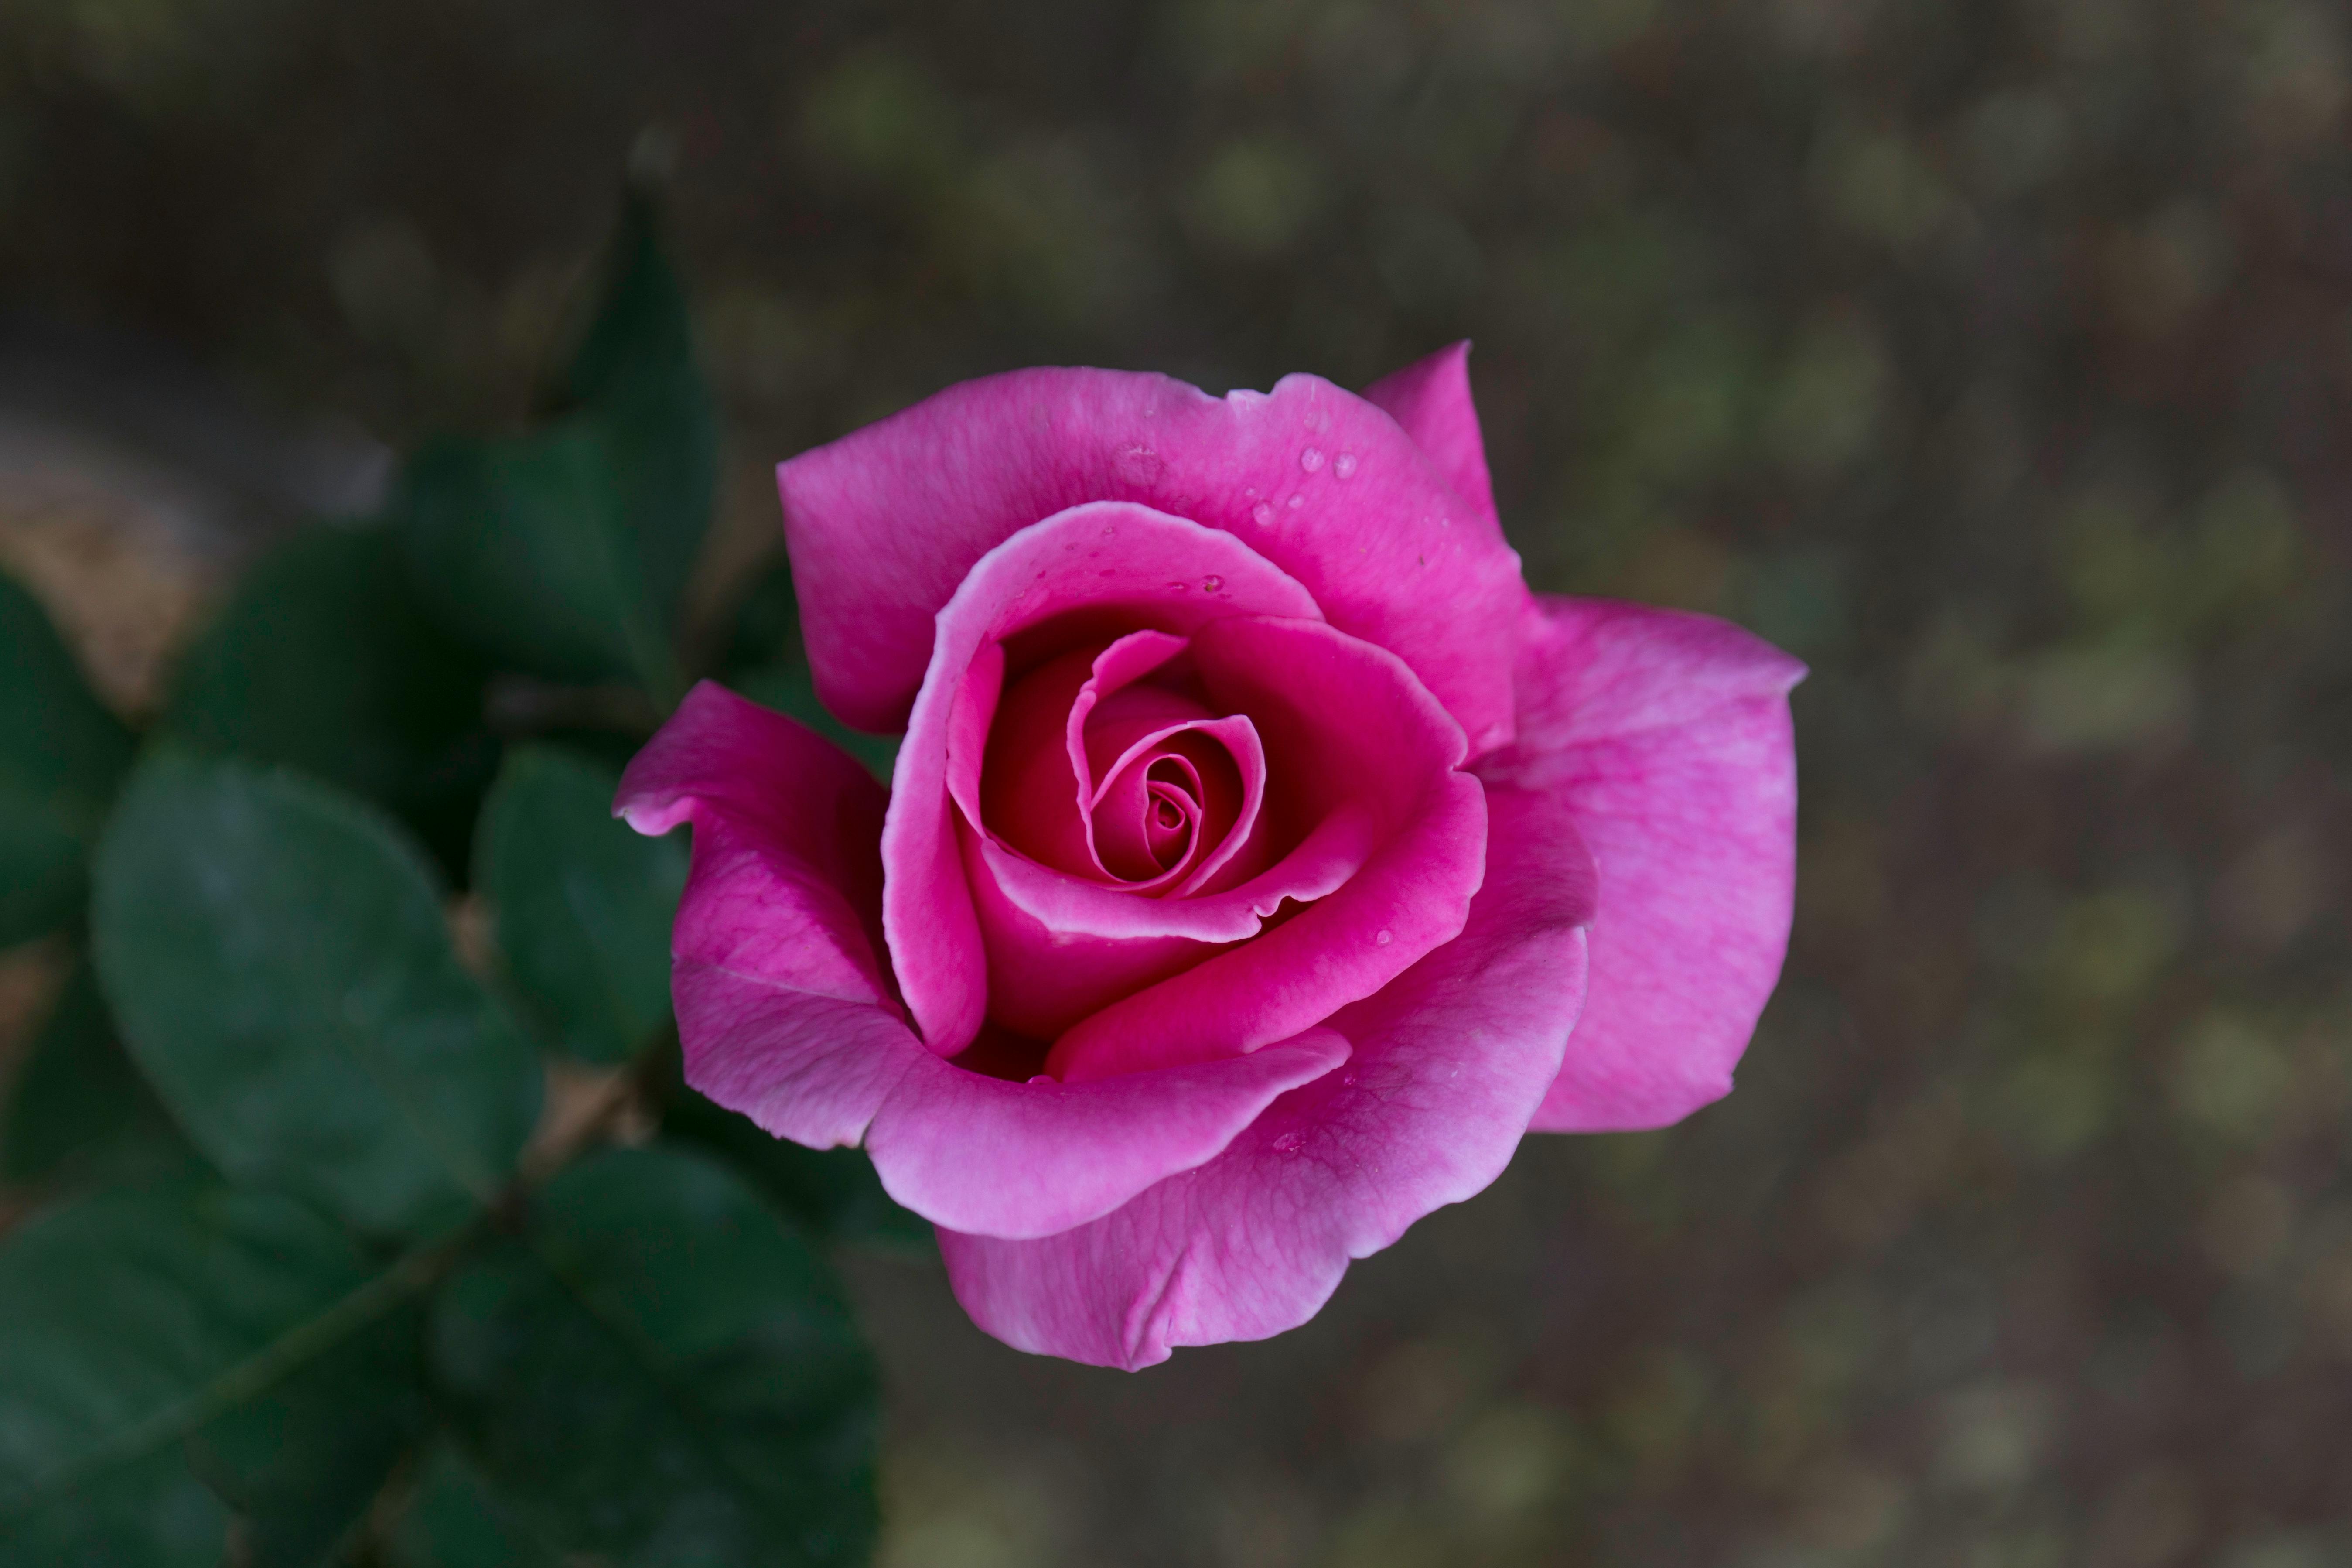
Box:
[1362,341,1497,530]
[887,502,1322,1055]
[1476,597,1804,1132]
[616,680,891,1009]
[621,682,1353,1239]
[778,366,1524,751]
[938,784,1594,1368]
[678,963,1350,1239]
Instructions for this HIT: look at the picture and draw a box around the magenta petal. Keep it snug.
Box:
[616,681,893,1006]
[778,366,1524,750]
[872,1026,1351,1238]
[1478,596,1805,1132]
[960,822,1225,1039]
[1046,617,1486,1083]
[885,502,1322,1056]
[672,963,922,1152]
[1362,341,1497,531]
[676,959,1351,1239]
[1088,717,1260,893]
[628,686,1359,1240]
[976,802,1372,943]
[938,784,1595,1368]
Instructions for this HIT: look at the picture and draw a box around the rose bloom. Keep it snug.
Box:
[618,345,1800,1369]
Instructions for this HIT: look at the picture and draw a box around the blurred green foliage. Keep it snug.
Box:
[0,574,133,943]
[0,205,905,1567]
[474,745,687,1066]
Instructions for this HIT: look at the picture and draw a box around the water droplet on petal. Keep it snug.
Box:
[1101,523,1118,536]
[1299,447,1325,473]
[1287,494,1304,509]
[1115,444,1166,485]
[1251,501,1277,526]
[1272,1131,1303,1153]
[1202,575,1223,593]
[1334,451,1358,478]
[1375,929,1393,946]
[1167,580,1190,591]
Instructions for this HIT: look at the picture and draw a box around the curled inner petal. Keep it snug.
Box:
[883,501,1326,1056]
[977,631,1266,895]
[1147,776,1191,858]
[1097,756,1199,880]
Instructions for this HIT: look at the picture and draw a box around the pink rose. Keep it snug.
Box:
[618,345,1801,1368]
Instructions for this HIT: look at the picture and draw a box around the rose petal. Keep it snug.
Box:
[959,822,1226,1039]
[1046,616,1486,1082]
[676,963,1352,1238]
[615,681,892,1008]
[974,800,1373,944]
[887,502,1324,1055]
[778,366,1524,750]
[1086,719,1259,893]
[1476,596,1804,1132]
[625,683,1357,1240]
[938,783,1595,1368]
[1362,340,1497,530]
[971,640,1095,876]
[973,631,1241,887]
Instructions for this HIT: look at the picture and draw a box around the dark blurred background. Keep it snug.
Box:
[3,1,2350,1563]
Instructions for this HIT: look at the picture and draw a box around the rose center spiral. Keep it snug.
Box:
[979,636,1259,896]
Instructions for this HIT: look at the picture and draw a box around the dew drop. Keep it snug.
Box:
[1334,451,1358,479]
[1202,574,1224,593]
[1101,524,1118,537]
[1115,444,1166,485]
[1299,446,1325,473]
[1271,1131,1303,1154]
[1166,580,1190,592]
[1287,494,1304,509]
[1251,501,1277,526]
[1375,929,1393,946]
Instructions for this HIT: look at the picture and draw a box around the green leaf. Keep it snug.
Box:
[566,194,719,632]
[659,1054,927,1252]
[0,1446,225,1568]
[475,745,686,1065]
[187,1305,426,1568]
[163,524,499,881]
[398,421,682,698]
[721,561,899,783]
[0,1185,423,1568]
[0,569,135,943]
[396,200,714,707]
[385,1446,564,1568]
[91,755,543,1238]
[0,958,204,1189]
[431,1145,879,1568]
